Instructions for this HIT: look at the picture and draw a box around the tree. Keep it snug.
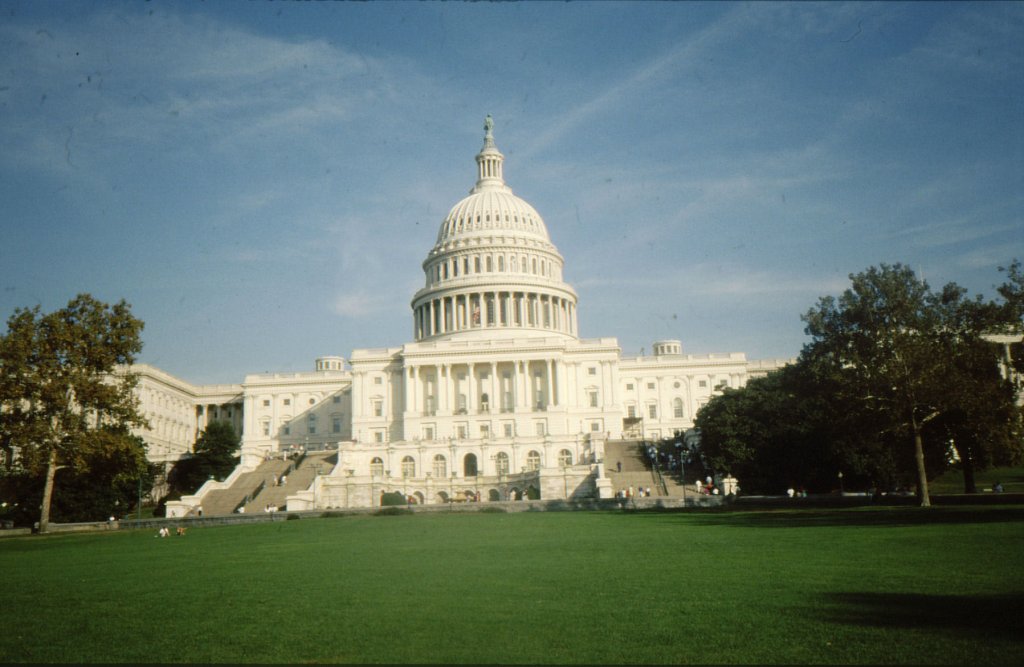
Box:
[0,294,146,531]
[166,421,240,497]
[802,264,1020,506]
[695,363,853,494]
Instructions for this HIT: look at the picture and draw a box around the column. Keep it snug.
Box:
[546,359,554,408]
[490,361,498,413]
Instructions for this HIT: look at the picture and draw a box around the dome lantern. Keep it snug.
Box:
[472,114,510,194]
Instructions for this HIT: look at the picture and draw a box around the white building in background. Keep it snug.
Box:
[140,118,791,510]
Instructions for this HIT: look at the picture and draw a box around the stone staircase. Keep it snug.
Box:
[604,439,690,498]
[194,459,292,516]
[243,452,336,513]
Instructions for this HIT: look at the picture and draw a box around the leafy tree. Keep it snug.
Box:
[802,264,1020,506]
[166,421,240,496]
[695,363,853,494]
[0,294,146,531]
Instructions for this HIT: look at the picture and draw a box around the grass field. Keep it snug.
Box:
[3,506,1023,664]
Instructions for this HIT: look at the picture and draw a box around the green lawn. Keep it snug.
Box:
[927,464,1024,495]
[3,507,1022,664]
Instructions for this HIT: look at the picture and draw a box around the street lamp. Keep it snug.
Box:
[838,471,844,494]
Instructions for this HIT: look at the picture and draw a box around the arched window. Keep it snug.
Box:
[527,450,541,471]
[401,455,416,478]
[486,256,492,272]
[464,453,478,477]
[474,256,481,273]
[370,457,384,476]
[498,256,505,272]
[673,398,684,419]
[558,449,573,467]
[495,451,510,475]
[433,454,447,478]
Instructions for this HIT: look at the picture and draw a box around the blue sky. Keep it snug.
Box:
[1,1,1022,385]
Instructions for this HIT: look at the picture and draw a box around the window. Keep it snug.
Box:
[433,454,447,478]
[261,420,270,436]
[503,423,513,437]
[307,414,317,434]
[588,390,599,408]
[401,456,415,478]
[480,424,490,438]
[591,421,602,432]
[457,424,467,438]
[588,367,597,376]
[332,417,342,434]
[333,395,341,403]
[558,449,573,467]
[464,453,478,476]
[374,431,384,443]
[309,398,316,405]
[495,451,509,475]
[647,382,655,390]
[370,457,384,476]
[648,404,657,419]
[626,383,634,391]
[699,380,707,388]
[283,398,291,406]
[283,421,291,436]
[535,421,546,436]
[374,376,382,385]
[627,405,637,419]
[373,400,383,417]
[673,398,684,419]
[527,450,541,471]
[262,399,270,407]
[423,426,434,440]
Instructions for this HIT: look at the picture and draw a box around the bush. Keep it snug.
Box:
[379,491,407,507]
[374,507,412,516]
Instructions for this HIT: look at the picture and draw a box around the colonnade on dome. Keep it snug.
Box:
[413,289,577,339]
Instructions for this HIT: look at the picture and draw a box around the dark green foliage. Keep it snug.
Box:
[697,263,1023,500]
[165,421,240,496]
[0,294,146,530]
[379,490,407,506]
[374,506,412,516]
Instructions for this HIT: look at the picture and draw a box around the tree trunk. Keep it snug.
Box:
[39,448,58,533]
[962,455,977,494]
[912,420,931,507]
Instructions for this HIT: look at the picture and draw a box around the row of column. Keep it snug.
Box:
[405,359,563,417]
[414,291,576,339]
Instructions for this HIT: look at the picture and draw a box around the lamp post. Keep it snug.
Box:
[838,471,844,494]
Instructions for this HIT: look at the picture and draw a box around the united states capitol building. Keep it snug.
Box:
[136,118,790,514]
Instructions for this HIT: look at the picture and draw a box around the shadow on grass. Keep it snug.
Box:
[816,591,1024,641]
[624,506,1024,529]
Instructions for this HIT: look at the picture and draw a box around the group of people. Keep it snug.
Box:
[617,486,652,499]
[696,479,720,495]
[156,526,186,537]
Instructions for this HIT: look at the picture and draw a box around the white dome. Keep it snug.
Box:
[436,189,550,244]
[411,116,579,343]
